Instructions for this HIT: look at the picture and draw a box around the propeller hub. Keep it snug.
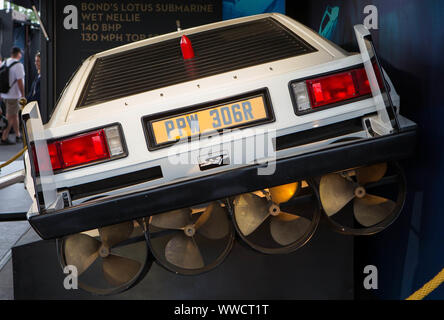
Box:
[99,245,110,258]
[184,225,196,237]
[354,186,366,199]
[269,203,281,216]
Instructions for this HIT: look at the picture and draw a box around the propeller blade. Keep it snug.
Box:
[165,233,204,269]
[356,163,387,185]
[99,221,134,249]
[270,212,311,246]
[320,173,356,216]
[269,182,299,204]
[194,205,212,230]
[64,233,101,275]
[196,203,230,240]
[102,254,141,286]
[354,194,396,227]
[234,193,270,236]
[150,208,192,230]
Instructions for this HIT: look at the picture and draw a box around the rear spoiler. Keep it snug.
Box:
[354,24,400,135]
[22,102,64,218]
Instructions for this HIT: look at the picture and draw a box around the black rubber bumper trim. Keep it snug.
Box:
[29,129,417,240]
[0,212,28,222]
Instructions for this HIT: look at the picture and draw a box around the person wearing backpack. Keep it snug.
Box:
[0,47,25,145]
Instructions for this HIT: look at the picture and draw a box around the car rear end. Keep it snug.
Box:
[22,13,416,240]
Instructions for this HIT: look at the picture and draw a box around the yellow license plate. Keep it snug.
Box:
[149,94,271,146]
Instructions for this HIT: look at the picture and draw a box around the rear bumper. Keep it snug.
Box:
[29,128,417,240]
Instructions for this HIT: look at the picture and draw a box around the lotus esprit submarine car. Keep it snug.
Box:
[16,14,416,293]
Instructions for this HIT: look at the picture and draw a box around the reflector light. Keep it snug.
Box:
[292,66,378,113]
[104,126,124,156]
[291,81,311,112]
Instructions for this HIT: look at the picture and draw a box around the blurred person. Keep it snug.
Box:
[1,47,25,145]
[27,52,41,107]
[0,54,6,135]
[0,53,3,117]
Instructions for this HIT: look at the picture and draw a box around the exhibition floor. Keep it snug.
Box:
[0,259,12,300]
[0,142,24,163]
[0,228,40,300]
[0,142,35,300]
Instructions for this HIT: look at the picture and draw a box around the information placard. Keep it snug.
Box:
[53,0,221,100]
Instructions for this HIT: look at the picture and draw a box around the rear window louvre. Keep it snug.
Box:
[77,17,317,108]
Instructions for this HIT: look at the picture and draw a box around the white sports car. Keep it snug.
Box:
[14,13,416,292]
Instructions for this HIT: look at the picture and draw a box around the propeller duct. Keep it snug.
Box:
[233,181,320,254]
[319,162,406,235]
[59,220,151,295]
[148,201,234,275]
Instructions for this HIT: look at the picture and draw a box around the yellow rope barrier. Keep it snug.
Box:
[0,146,27,169]
[406,268,444,300]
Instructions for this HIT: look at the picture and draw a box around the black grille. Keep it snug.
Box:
[77,18,317,108]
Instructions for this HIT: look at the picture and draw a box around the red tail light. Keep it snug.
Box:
[54,130,109,169]
[291,66,378,114]
[31,126,125,175]
[306,68,371,109]
[48,142,62,171]
[354,67,372,96]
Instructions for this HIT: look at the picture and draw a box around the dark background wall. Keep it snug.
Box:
[286,0,444,299]
[0,9,41,94]
[0,10,14,59]
[52,0,221,99]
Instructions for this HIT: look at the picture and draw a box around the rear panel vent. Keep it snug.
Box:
[274,117,365,151]
[68,166,163,200]
[77,18,317,108]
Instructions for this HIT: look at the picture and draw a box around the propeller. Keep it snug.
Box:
[319,163,396,227]
[234,182,311,246]
[150,202,230,270]
[63,221,142,287]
